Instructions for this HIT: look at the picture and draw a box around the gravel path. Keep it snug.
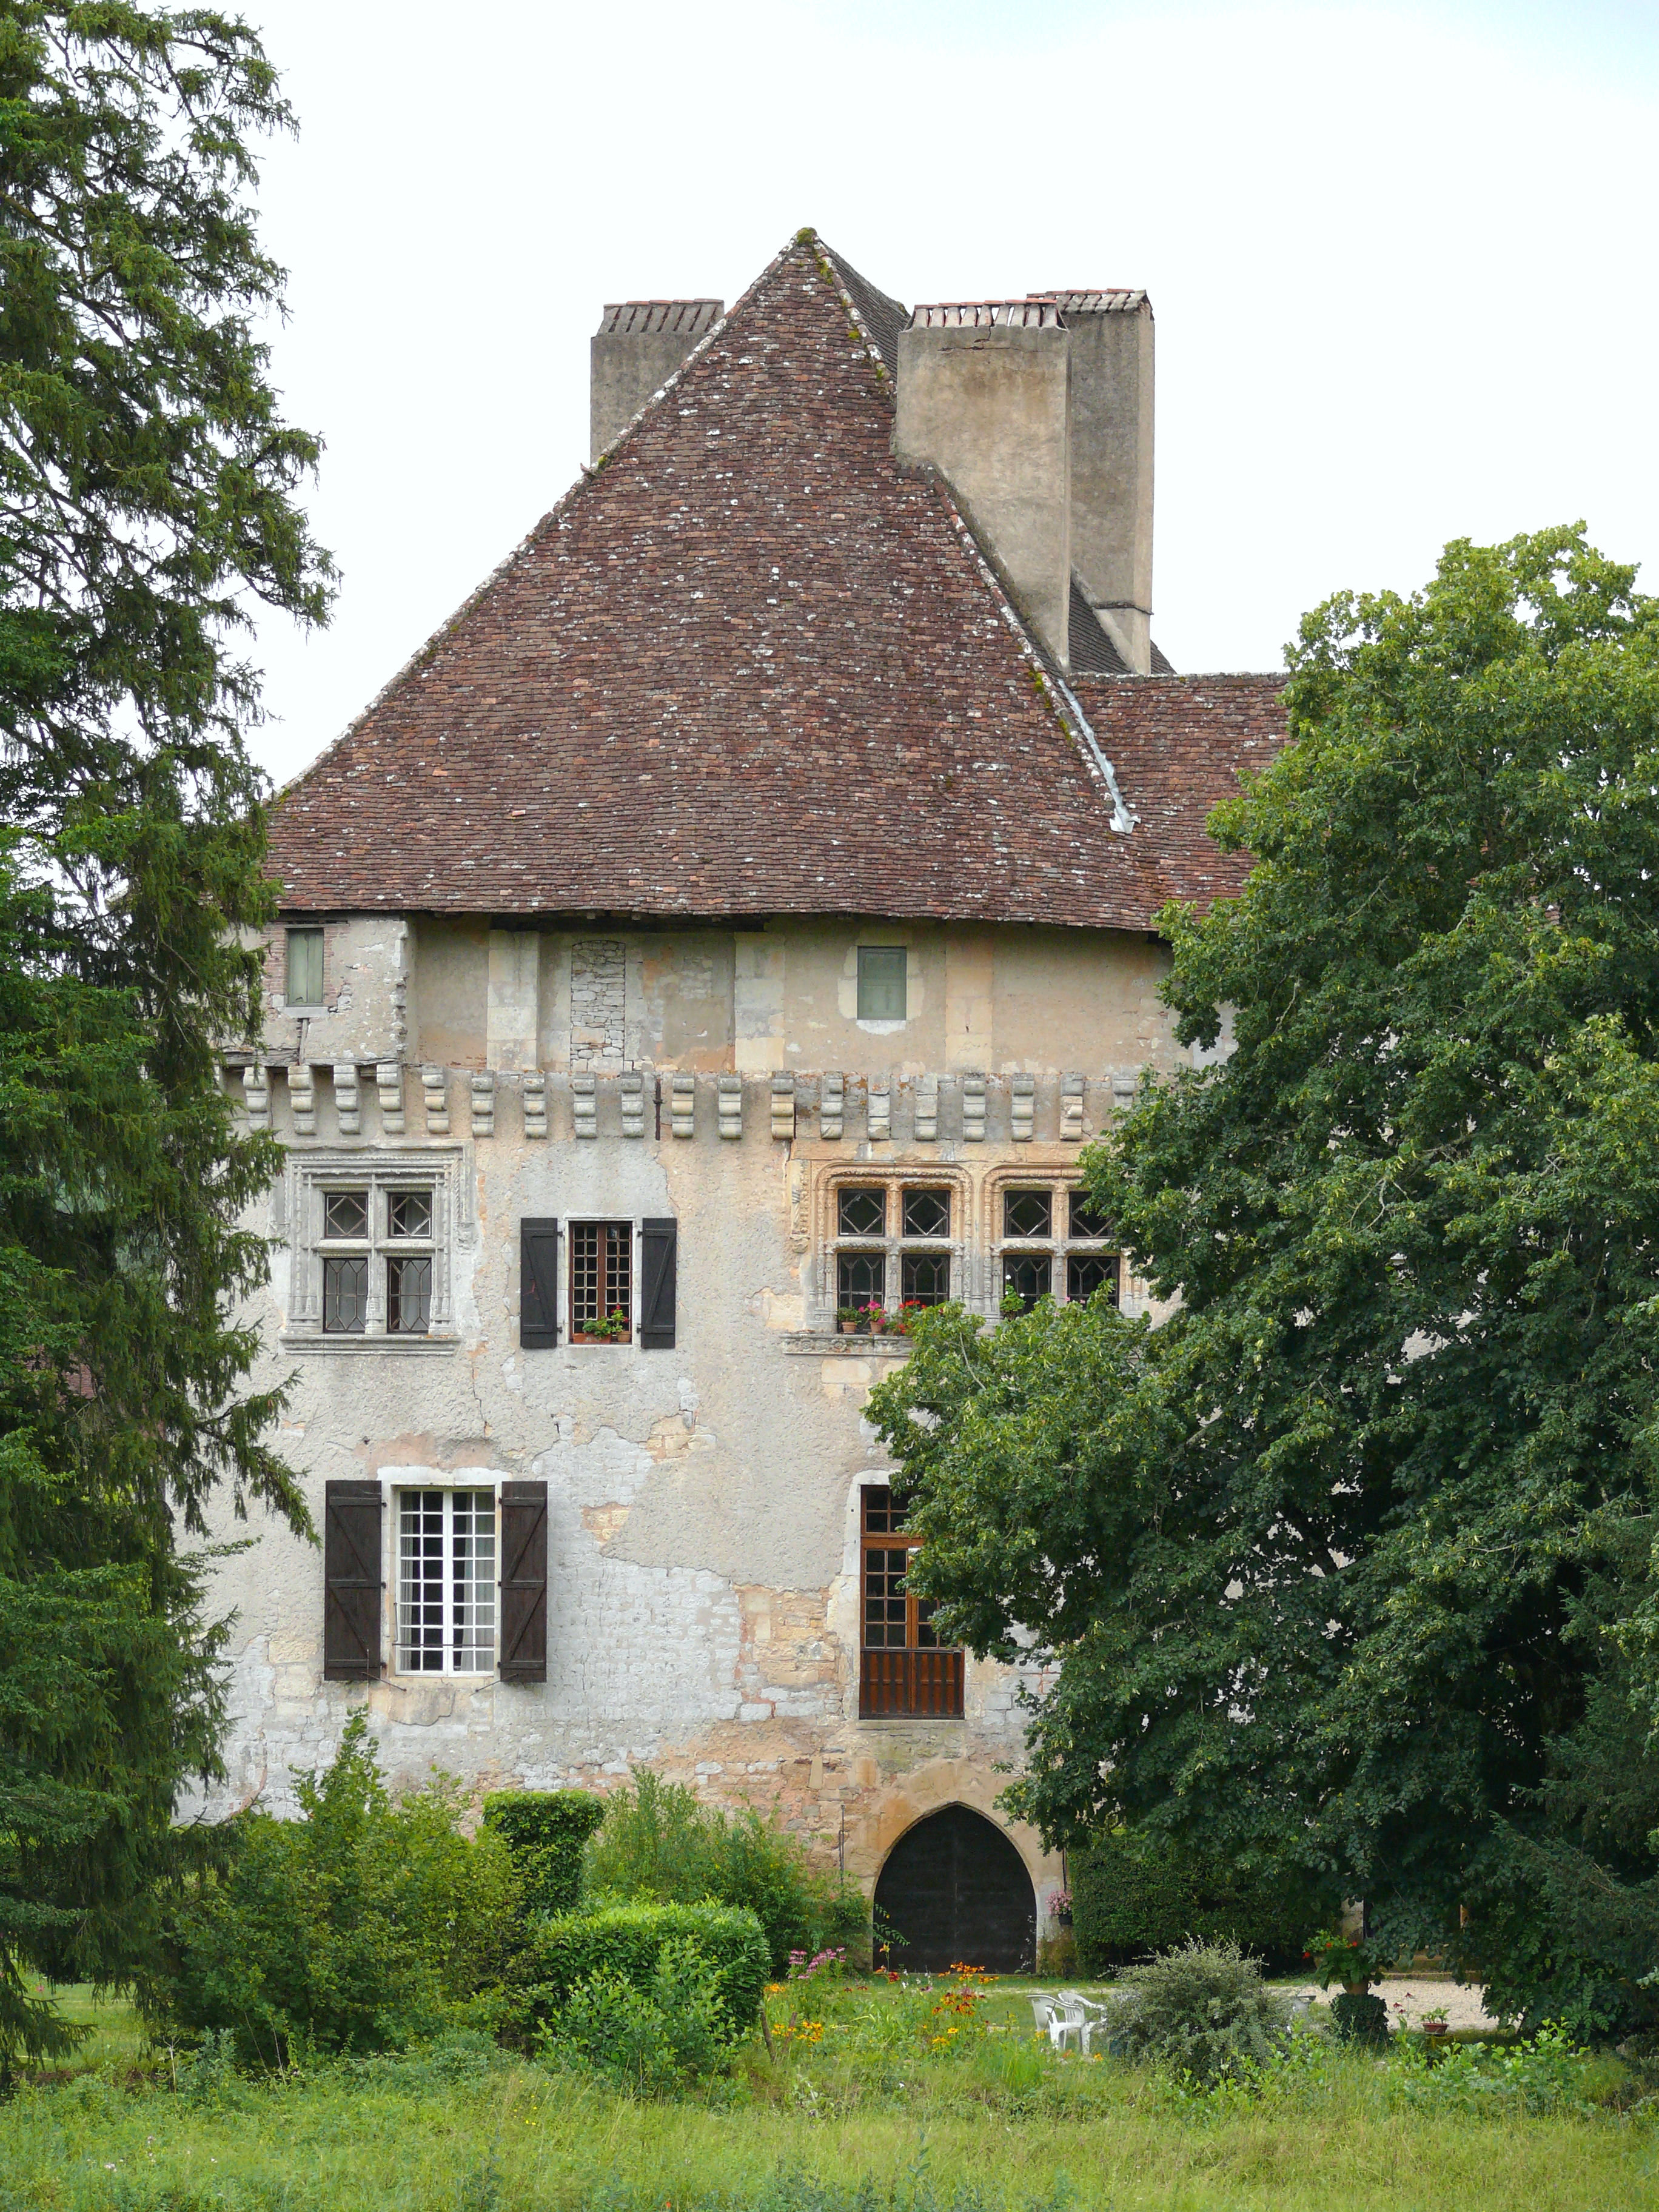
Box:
[1286,1976,1501,2031]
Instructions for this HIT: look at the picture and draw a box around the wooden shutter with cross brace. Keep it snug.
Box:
[520,1218,560,1348]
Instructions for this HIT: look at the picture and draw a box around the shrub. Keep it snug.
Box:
[482,1789,605,1915]
[1111,1939,1292,2085]
[582,1770,866,1971]
[508,1900,769,2047]
[539,1937,736,2093]
[156,1711,520,2064]
[1071,1832,1330,1973]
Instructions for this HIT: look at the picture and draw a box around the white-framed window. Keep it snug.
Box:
[996,1179,1120,1310]
[828,1175,961,1320]
[395,1487,496,1674]
[283,1150,460,1350]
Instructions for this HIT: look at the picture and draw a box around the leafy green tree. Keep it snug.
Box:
[0,3,329,2068]
[871,527,1659,2034]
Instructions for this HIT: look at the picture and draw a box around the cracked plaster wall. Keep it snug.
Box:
[209,914,1186,1926]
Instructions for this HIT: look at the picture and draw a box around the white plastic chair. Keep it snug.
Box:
[1028,1993,1067,2048]
[1059,1990,1119,2055]
[1050,1992,1093,2052]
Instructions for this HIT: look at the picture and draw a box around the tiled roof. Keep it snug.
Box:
[1045,289,1149,315]
[268,232,1285,932]
[1072,674,1288,910]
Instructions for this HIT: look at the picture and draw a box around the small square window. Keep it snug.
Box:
[857,946,908,1022]
[901,1250,951,1305]
[901,1187,950,1239]
[323,1254,368,1333]
[387,1255,432,1334]
[1004,1189,1053,1240]
[286,927,324,1007]
[1068,1190,1113,1241]
[387,1189,432,1239]
[839,1187,886,1238]
[837,1251,886,1310]
[1067,1253,1120,1306]
[323,1189,369,1239]
[1003,1252,1051,1309]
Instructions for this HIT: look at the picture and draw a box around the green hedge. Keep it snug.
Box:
[481,1791,605,1915]
[508,1902,771,2044]
[1071,1834,1331,1974]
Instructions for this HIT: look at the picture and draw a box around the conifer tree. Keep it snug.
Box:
[0,3,329,2066]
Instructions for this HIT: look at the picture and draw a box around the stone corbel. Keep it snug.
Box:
[1061,1072,1085,1142]
[914,1073,939,1142]
[620,1071,645,1138]
[717,1073,742,1141]
[333,1063,360,1136]
[820,1072,845,1141]
[421,1066,449,1136]
[868,1080,891,1144]
[523,1071,548,1139]
[961,1071,986,1142]
[471,1070,495,1139]
[1011,1073,1035,1143]
[376,1062,404,1136]
[573,1073,597,1139]
[242,1064,270,1131]
[289,1062,316,1137]
[770,1073,796,1142]
[671,1073,695,1138]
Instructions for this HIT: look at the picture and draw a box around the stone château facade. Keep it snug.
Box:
[212,229,1285,1969]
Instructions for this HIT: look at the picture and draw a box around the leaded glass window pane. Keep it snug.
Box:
[1003,1252,1051,1308]
[1004,1188,1053,1239]
[901,1187,950,1239]
[387,1188,432,1239]
[839,1187,886,1238]
[322,1255,367,1333]
[387,1255,432,1334]
[901,1249,951,1305]
[837,1250,886,1308]
[1067,1253,1120,1306]
[1068,1190,1113,1240]
[324,1188,368,1239]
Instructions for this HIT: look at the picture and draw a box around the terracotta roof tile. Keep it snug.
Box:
[1073,674,1289,910]
[267,232,1285,931]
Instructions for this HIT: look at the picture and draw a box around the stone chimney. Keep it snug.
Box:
[1052,290,1154,675]
[590,300,723,463]
[894,290,1155,676]
[894,303,1072,666]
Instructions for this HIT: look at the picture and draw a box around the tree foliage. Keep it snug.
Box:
[0,2,329,2068]
[870,528,1659,2034]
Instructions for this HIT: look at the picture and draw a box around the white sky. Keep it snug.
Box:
[241,0,1659,789]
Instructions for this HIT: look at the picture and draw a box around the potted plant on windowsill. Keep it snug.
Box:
[577,1308,631,1344]
[836,1307,865,1336]
[857,1302,885,1334]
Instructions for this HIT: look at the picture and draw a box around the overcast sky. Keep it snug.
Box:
[241,0,1659,789]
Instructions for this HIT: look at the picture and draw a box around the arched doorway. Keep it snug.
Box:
[874,1805,1036,1972]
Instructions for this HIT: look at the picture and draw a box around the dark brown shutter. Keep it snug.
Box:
[639,1218,677,1350]
[520,1218,560,1348]
[498,1480,548,1683]
[323,1480,383,1680]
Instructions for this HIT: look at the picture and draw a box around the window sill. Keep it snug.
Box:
[280,1333,459,1355]
[783,1331,913,1357]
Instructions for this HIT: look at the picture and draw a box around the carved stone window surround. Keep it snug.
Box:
[280,1146,465,1352]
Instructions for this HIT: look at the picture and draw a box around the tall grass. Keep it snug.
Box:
[1,1991,1653,2212]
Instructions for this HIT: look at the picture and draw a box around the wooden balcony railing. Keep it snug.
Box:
[860,1646,964,1719]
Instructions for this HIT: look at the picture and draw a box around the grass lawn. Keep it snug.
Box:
[1,1980,1654,2212]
